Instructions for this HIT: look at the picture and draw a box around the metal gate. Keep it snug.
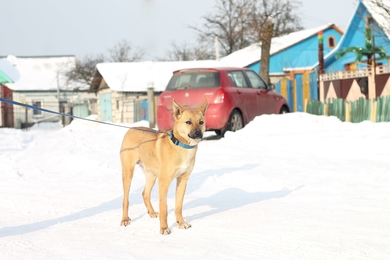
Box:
[99,93,112,121]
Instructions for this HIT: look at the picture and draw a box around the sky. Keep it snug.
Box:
[1,0,358,60]
[1,112,390,259]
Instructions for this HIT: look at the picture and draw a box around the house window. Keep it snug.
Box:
[328,36,336,48]
[32,100,43,117]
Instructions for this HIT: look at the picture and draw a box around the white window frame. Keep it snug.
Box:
[32,100,44,118]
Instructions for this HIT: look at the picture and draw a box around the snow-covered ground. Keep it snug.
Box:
[1,113,390,259]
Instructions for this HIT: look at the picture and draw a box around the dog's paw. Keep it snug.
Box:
[148,211,159,218]
[161,228,171,235]
[120,217,131,227]
[177,221,192,229]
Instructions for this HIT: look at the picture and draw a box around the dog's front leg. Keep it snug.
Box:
[120,162,134,227]
[158,177,171,235]
[175,172,192,229]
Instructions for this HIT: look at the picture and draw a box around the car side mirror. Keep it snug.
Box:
[268,83,275,90]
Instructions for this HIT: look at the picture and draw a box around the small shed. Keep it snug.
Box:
[89,60,223,124]
[5,55,97,128]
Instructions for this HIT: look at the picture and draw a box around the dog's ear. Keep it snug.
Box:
[172,99,184,119]
[199,99,208,116]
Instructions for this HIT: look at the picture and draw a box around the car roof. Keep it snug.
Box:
[172,67,252,74]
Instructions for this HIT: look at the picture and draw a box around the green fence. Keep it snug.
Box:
[306,96,390,123]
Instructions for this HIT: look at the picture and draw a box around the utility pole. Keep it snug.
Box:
[259,13,280,84]
[318,30,325,99]
[147,82,155,128]
[215,36,220,61]
[367,15,376,99]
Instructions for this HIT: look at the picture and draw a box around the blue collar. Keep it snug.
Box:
[169,131,196,149]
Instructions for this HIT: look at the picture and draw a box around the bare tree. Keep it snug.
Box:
[246,0,303,43]
[164,41,214,61]
[363,0,390,38]
[246,0,302,82]
[108,39,145,62]
[190,0,303,57]
[62,40,145,86]
[62,54,105,87]
[190,0,253,57]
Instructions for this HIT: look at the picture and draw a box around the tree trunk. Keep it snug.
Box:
[260,22,273,84]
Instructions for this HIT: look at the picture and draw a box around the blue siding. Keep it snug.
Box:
[310,73,318,101]
[247,28,343,74]
[287,80,293,110]
[295,74,303,112]
[141,99,148,120]
[247,2,390,78]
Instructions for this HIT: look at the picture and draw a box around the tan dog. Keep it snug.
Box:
[120,99,208,234]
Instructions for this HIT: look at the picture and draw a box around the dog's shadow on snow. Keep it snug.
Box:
[184,187,298,222]
[0,183,151,238]
[0,164,300,238]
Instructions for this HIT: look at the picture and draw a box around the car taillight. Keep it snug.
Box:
[158,96,165,106]
[213,89,225,104]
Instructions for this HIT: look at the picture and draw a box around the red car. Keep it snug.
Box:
[157,67,289,135]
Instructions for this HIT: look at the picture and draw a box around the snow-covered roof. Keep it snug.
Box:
[0,58,20,83]
[95,60,226,92]
[221,24,342,67]
[363,0,390,38]
[5,55,88,91]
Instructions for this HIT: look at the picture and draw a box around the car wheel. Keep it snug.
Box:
[228,110,243,132]
[279,106,289,114]
[215,110,243,136]
[215,130,222,136]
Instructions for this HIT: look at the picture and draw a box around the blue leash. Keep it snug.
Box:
[1,97,197,149]
[0,97,131,129]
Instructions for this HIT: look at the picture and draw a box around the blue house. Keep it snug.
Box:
[221,24,344,82]
[220,24,344,111]
[323,0,390,72]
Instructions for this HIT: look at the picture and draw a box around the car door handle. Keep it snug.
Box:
[236,90,241,94]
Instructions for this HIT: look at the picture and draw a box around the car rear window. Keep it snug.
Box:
[166,72,220,90]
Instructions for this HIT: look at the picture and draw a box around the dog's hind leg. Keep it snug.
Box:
[142,171,159,218]
[120,153,136,227]
[175,172,192,229]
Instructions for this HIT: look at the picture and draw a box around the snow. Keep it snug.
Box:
[96,60,225,92]
[1,112,390,259]
[0,58,20,83]
[363,0,390,38]
[4,55,88,91]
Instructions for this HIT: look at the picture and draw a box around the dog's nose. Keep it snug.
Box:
[191,130,203,139]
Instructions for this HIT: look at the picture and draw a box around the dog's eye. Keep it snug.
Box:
[186,121,192,125]
[199,121,204,125]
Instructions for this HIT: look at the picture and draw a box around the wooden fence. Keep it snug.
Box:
[275,71,318,112]
[274,67,390,123]
[306,96,390,123]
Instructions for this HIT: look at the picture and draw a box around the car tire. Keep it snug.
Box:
[217,110,243,136]
[279,106,289,114]
[229,110,244,132]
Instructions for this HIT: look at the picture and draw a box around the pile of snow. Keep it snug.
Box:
[1,113,389,259]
